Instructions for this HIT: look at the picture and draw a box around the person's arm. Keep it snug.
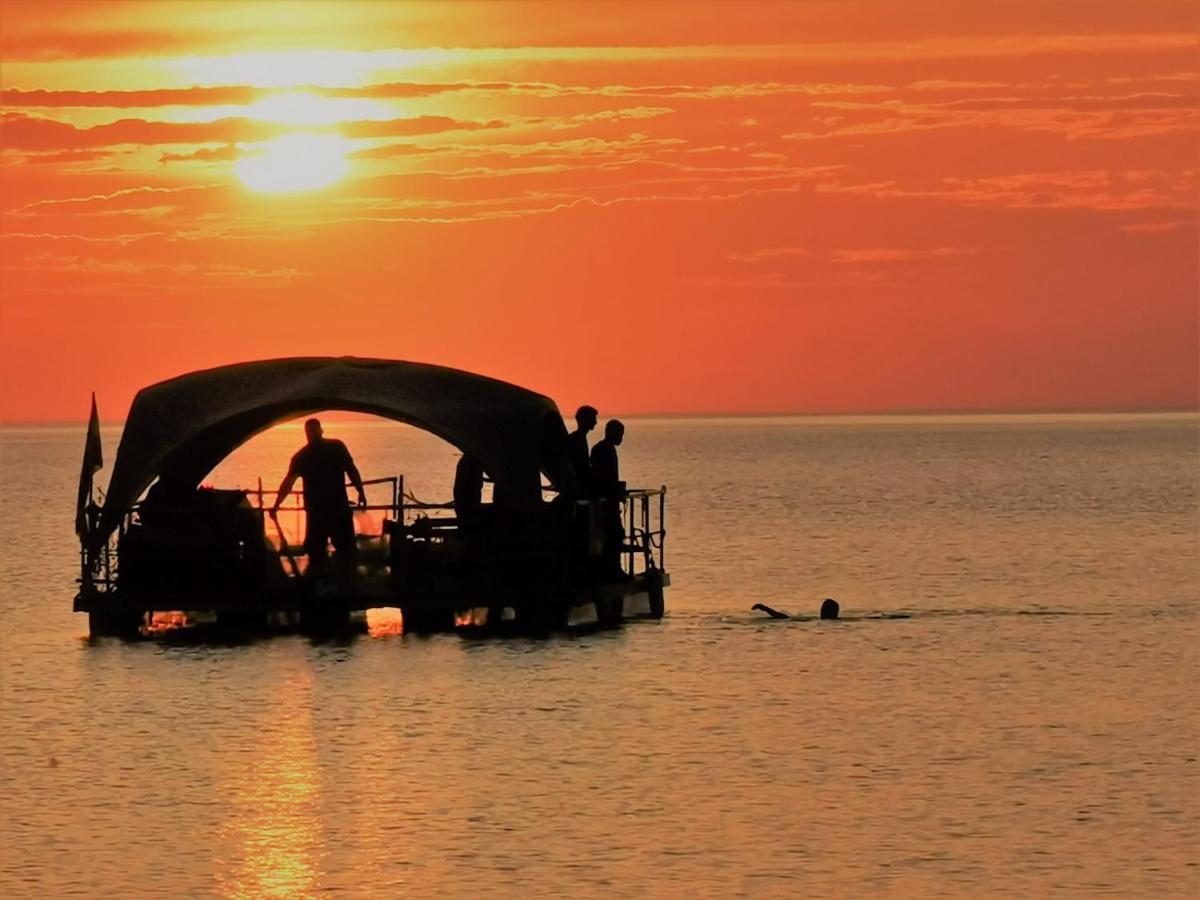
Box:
[342,444,367,507]
[273,459,298,511]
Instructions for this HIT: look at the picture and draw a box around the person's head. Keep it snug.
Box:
[820,598,840,620]
[605,419,625,445]
[575,405,598,433]
[304,418,323,443]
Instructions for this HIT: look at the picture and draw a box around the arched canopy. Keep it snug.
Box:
[95,357,565,543]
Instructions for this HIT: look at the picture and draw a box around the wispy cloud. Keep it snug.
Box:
[0,111,506,152]
[3,252,306,281]
[728,245,982,263]
[816,169,1198,212]
[10,183,217,214]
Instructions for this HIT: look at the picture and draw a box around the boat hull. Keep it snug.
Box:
[77,571,669,637]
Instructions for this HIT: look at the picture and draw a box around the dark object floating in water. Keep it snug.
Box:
[74,357,670,638]
[751,598,841,620]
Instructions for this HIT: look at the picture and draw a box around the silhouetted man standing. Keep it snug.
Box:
[590,419,626,578]
[566,405,598,493]
[274,418,366,575]
[453,453,486,530]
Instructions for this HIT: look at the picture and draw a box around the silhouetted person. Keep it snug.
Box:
[274,418,366,577]
[749,598,841,620]
[453,453,486,530]
[567,405,598,492]
[590,419,626,579]
[590,419,625,500]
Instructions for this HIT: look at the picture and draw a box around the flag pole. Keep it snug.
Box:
[76,393,104,591]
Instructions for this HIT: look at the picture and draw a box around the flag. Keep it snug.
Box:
[75,393,103,538]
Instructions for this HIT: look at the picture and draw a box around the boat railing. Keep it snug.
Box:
[253,474,402,553]
[246,475,403,526]
[79,478,668,594]
[621,486,667,577]
[80,476,403,594]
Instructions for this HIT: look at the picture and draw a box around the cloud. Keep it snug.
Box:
[728,246,982,263]
[0,80,897,110]
[0,147,119,166]
[678,271,893,291]
[1119,219,1195,234]
[832,247,980,263]
[1,112,282,150]
[1,231,172,245]
[3,252,306,281]
[0,111,509,151]
[906,80,1010,91]
[554,106,674,126]
[482,81,892,99]
[925,91,1196,112]
[339,116,507,138]
[782,89,1200,142]
[727,246,811,263]
[1,85,261,107]
[1107,72,1199,85]
[816,169,1197,212]
[314,178,824,226]
[158,145,240,164]
[10,183,218,215]
[345,134,688,168]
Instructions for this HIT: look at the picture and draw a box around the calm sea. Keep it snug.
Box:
[1,415,1197,897]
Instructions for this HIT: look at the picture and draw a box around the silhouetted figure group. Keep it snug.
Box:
[274,406,632,587]
[566,406,628,579]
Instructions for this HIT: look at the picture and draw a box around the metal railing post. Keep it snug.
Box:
[628,496,638,573]
[660,485,666,571]
[642,494,650,572]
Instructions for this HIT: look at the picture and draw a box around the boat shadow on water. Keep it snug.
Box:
[82,605,664,648]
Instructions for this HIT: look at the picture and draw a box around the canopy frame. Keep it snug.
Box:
[89,357,566,547]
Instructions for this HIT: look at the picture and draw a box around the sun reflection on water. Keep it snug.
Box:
[216,670,323,899]
[366,606,404,637]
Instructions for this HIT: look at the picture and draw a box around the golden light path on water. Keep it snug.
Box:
[216,666,322,898]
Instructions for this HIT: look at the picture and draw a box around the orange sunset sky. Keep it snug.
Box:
[1,1,1196,421]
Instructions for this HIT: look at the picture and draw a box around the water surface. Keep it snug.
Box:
[2,414,1197,896]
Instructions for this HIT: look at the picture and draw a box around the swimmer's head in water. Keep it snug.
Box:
[820,598,840,620]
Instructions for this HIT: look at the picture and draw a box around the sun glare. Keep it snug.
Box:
[245,91,396,126]
[235,133,350,193]
[172,48,459,90]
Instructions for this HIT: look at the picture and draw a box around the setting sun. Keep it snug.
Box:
[235,133,351,193]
